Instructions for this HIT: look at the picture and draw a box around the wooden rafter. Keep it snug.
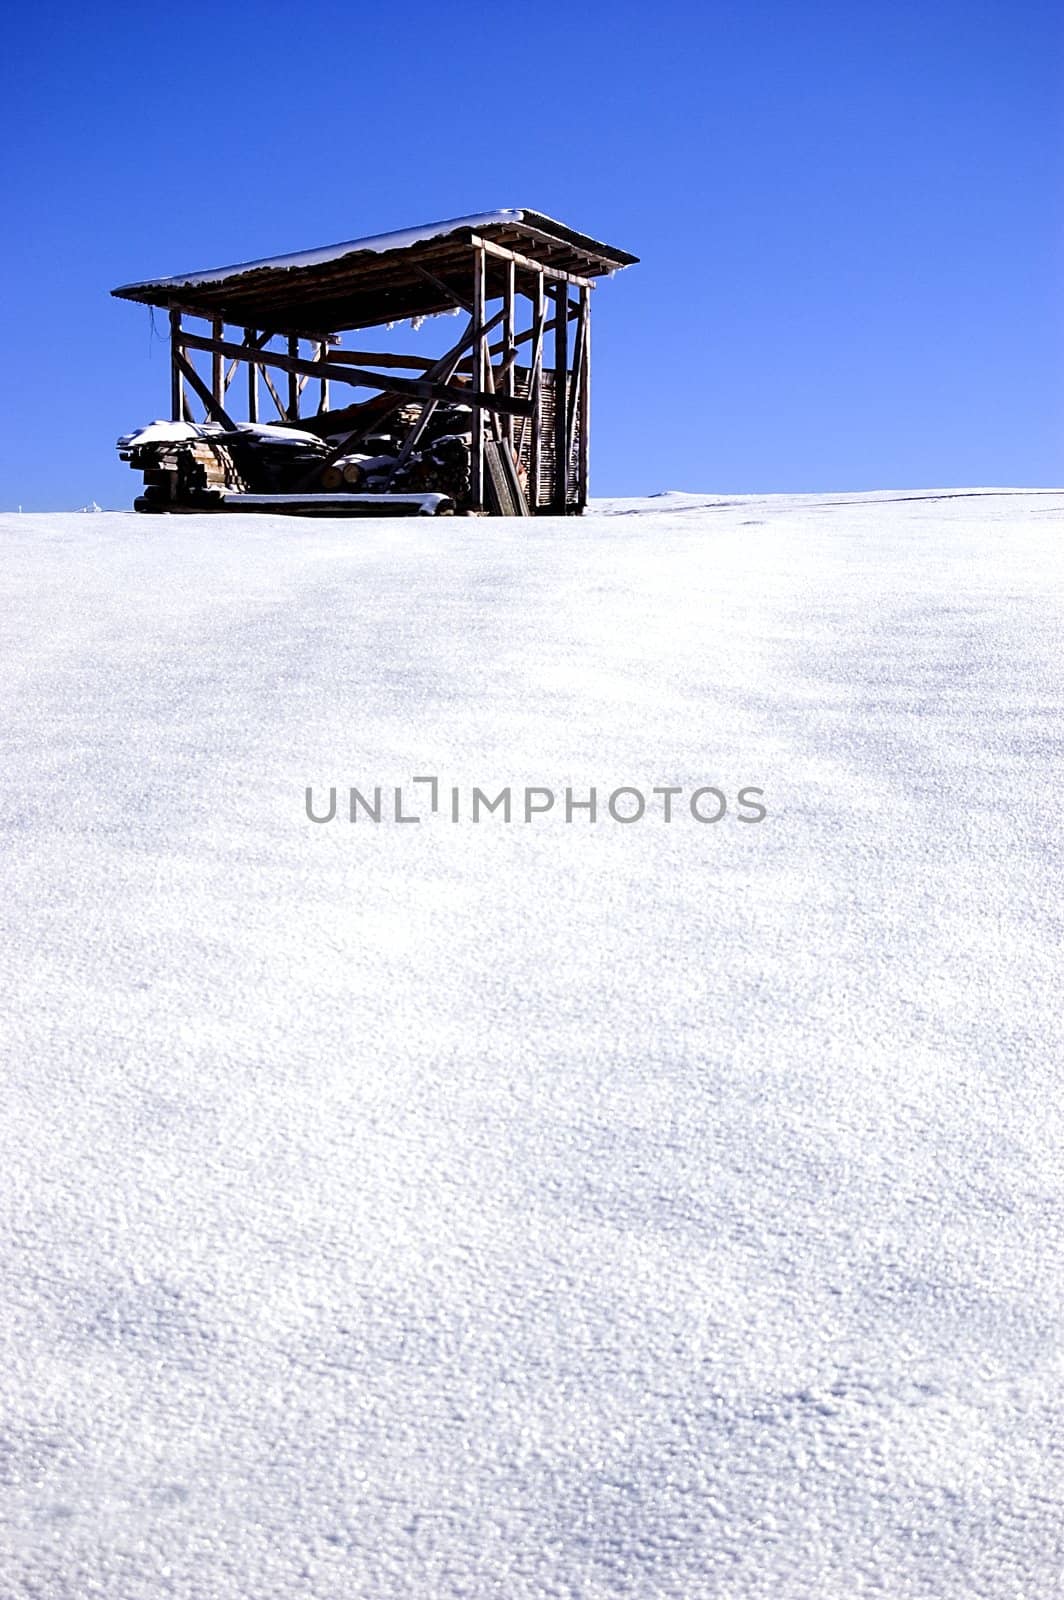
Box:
[469,234,594,290]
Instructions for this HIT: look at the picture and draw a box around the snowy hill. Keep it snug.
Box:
[1,490,1062,1598]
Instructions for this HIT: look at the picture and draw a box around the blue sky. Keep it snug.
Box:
[1,0,1060,508]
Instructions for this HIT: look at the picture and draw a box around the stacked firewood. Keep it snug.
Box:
[118,421,330,508]
[313,400,474,505]
[118,397,489,511]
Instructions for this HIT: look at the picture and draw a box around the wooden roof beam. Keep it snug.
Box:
[468,235,594,289]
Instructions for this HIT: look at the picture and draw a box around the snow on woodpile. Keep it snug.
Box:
[1,490,1062,1599]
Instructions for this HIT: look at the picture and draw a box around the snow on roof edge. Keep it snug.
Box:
[113,210,527,295]
[112,209,637,298]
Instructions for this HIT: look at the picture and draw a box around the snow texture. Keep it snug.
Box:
[118,420,328,450]
[113,210,527,293]
[1,489,1062,1599]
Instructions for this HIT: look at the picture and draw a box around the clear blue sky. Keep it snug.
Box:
[1,0,1060,508]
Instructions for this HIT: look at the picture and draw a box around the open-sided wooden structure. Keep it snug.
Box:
[112,209,638,516]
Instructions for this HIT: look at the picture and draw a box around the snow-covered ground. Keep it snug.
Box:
[1,490,1062,1599]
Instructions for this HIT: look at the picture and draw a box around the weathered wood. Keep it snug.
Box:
[179,325,528,417]
[383,337,470,486]
[577,284,591,508]
[553,285,569,512]
[225,328,278,394]
[479,345,504,446]
[245,328,258,423]
[211,319,224,405]
[173,350,237,430]
[469,234,594,289]
[260,363,288,422]
[503,257,515,455]
[453,304,578,374]
[484,438,530,517]
[566,292,587,463]
[412,263,474,314]
[170,309,184,421]
[317,339,330,415]
[488,220,618,275]
[292,312,489,489]
[287,337,299,418]
[528,273,545,510]
[470,245,486,509]
[327,349,438,371]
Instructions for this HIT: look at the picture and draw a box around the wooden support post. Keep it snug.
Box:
[211,319,224,407]
[287,337,299,419]
[317,340,330,415]
[530,272,545,512]
[260,365,288,422]
[169,309,184,422]
[553,283,570,513]
[577,285,591,510]
[503,258,515,458]
[245,329,259,423]
[470,245,486,510]
[173,351,237,431]
[180,323,524,417]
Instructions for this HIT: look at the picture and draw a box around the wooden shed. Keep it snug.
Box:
[112,209,638,516]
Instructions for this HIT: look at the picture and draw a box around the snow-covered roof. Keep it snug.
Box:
[111,209,638,333]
